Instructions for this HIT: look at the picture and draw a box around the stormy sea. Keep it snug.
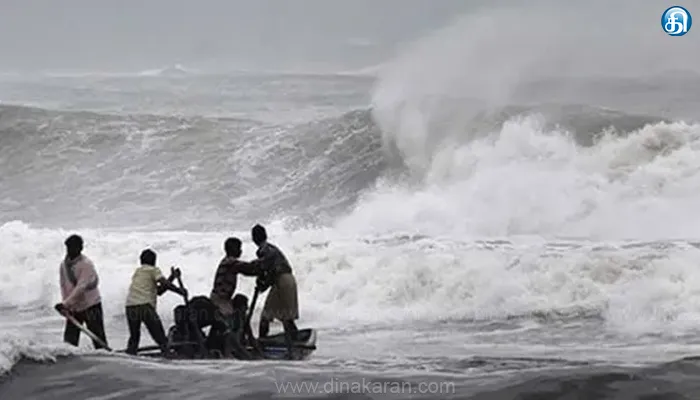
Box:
[3,1,700,398]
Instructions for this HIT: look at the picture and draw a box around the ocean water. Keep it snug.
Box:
[3,1,700,399]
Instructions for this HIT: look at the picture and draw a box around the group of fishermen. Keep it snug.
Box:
[54,224,300,360]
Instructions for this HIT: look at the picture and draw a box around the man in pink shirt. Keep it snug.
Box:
[55,234,109,350]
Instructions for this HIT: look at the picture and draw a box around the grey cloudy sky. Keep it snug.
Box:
[0,0,473,72]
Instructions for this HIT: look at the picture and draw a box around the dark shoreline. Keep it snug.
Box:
[3,354,700,399]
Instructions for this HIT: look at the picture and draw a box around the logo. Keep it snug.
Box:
[662,6,692,36]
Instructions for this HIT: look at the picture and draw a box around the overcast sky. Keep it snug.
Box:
[0,0,474,72]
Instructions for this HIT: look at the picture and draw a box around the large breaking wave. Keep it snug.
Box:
[2,99,698,236]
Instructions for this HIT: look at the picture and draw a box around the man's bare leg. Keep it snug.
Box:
[282,320,298,360]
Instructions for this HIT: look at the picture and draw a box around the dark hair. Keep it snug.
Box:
[140,249,157,266]
[64,234,83,248]
[224,237,242,256]
[251,224,267,244]
[232,293,248,309]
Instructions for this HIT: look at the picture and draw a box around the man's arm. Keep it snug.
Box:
[255,245,273,267]
[59,264,67,300]
[56,265,69,313]
[236,259,261,277]
[157,267,179,295]
[154,267,186,297]
[157,277,186,297]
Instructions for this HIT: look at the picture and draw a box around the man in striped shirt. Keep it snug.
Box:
[209,237,261,357]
